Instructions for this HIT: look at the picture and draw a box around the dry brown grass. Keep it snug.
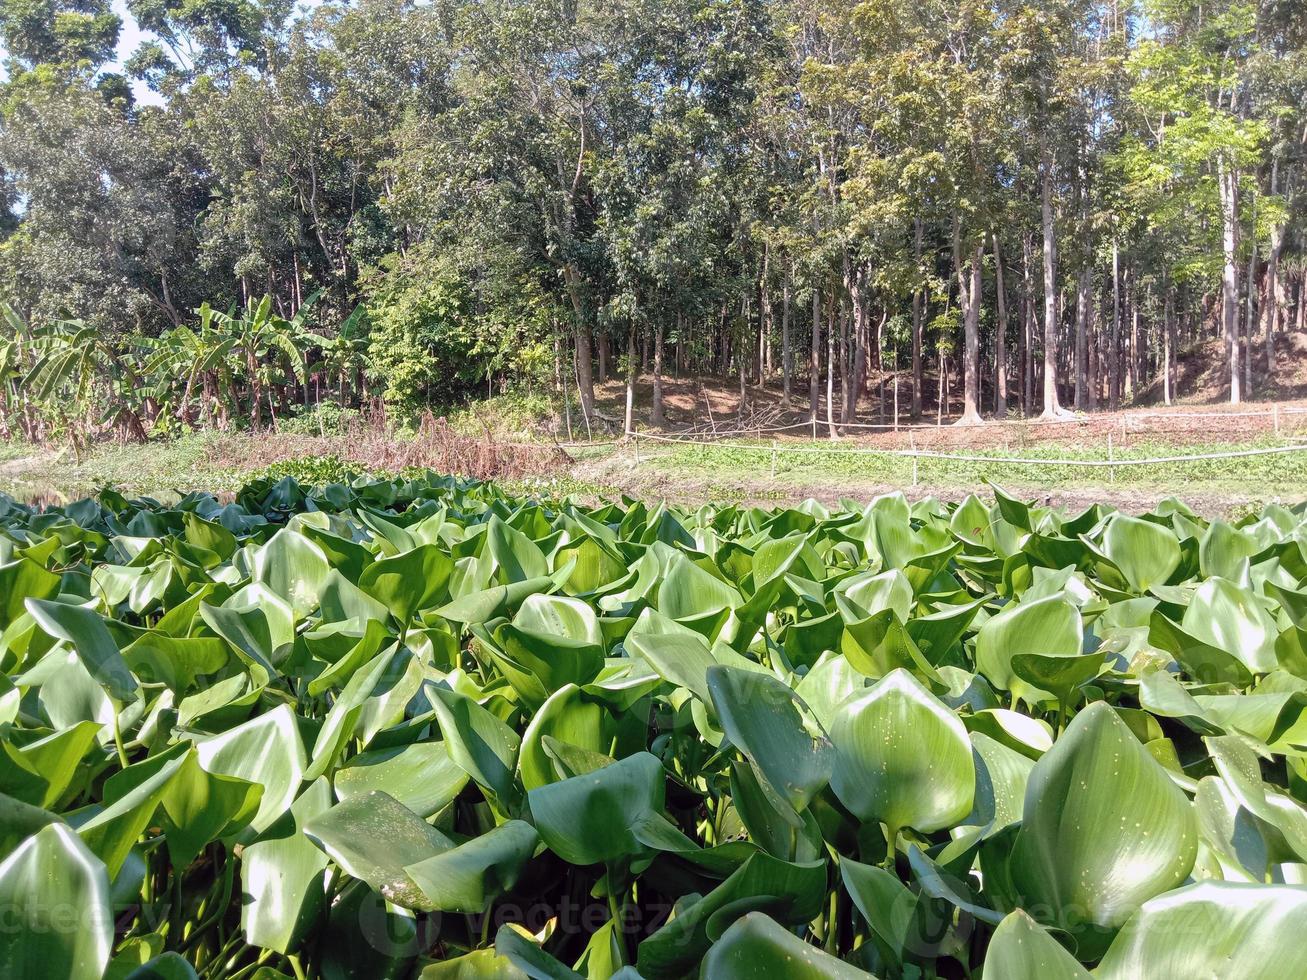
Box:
[212,410,570,481]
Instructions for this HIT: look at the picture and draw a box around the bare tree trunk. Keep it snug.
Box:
[624,325,636,433]
[1109,240,1121,410]
[782,262,793,403]
[993,232,1008,417]
[1040,145,1067,418]
[575,324,595,426]
[1074,266,1090,410]
[1245,234,1257,394]
[952,216,983,425]
[1163,279,1175,406]
[738,293,749,421]
[810,286,821,425]
[597,332,610,385]
[1264,214,1284,381]
[1218,157,1242,403]
[911,216,924,420]
[1126,267,1137,399]
[826,289,837,438]
[1021,232,1034,414]
[838,294,849,423]
[652,318,665,427]
[760,246,771,383]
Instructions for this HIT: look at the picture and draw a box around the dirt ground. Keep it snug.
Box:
[586,372,1307,450]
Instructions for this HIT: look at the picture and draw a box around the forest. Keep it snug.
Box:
[0,0,1305,440]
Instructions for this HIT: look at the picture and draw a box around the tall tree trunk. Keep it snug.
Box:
[842,254,865,424]
[760,245,771,383]
[624,325,636,433]
[652,318,665,427]
[1110,240,1121,410]
[575,324,595,426]
[1021,232,1034,414]
[1264,205,1285,381]
[952,216,983,425]
[810,286,821,425]
[781,263,793,403]
[1074,266,1090,410]
[826,289,837,438]
[1126,266,1138,399]
[911,216,925,420]
[1218,157,1242,403]
[992,232,1008,417]
[1040,145,1066,418]
[1163,278,1175,406]
[597,332,610,385]
[1244,233,1257,394]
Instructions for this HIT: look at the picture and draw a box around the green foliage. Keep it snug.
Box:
[361,249,478,421]
[277,402,363,437]
[1,476,1305,976]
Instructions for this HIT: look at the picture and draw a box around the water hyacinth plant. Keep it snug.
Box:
[0,473,1305,978]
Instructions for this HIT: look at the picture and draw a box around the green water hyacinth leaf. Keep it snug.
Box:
[528,751,665,865]
[334,741,468,818]
[513,593,603,643]
[304,790,453,909]
[26,598,138,702]
[488,622,606,705]
[0,822,112,980]
[1008,701,1198,953]
[625,626,718,703]
[8,473,1307,977]
[359,543,453,626]
[636,852,828,979]
[430,685,522,810]
[829,668,974,837]
[518,683,611,790]
[1098,514,1181,593]
[838,568,913,621]
[1181,578,1279,676]
[1095,882,1307,980]
[701,912,873,979]
[0,557,60,629]
[241,777,333,954]
[975,594,1081,701]
[487,515,549,583]
[658,552,741,620]
[1010,651,1103,705]
[0,719,99,807]
[194,702,306,837]
[123,633,227,693]
[79,745,188,877]
[959,731,1035,838]
[840,856,931,971]
[403,819,539,913]
[707,665,833,816]
[982,910,1090,980]
[251,528,331,617]
[183,511,237,560]
[493,925,584,980]
[158,750,262,868]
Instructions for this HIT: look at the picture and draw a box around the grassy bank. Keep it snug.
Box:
[3,426,1304,518]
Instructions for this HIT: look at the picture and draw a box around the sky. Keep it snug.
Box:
[110,0,163,106]
[1,0,322,108]
[0,0,162,104]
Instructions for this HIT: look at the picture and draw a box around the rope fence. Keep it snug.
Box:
[518,402,1307,483]
[624,424,1307,486]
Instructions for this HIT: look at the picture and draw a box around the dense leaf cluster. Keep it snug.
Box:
[2,475,1307,977]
